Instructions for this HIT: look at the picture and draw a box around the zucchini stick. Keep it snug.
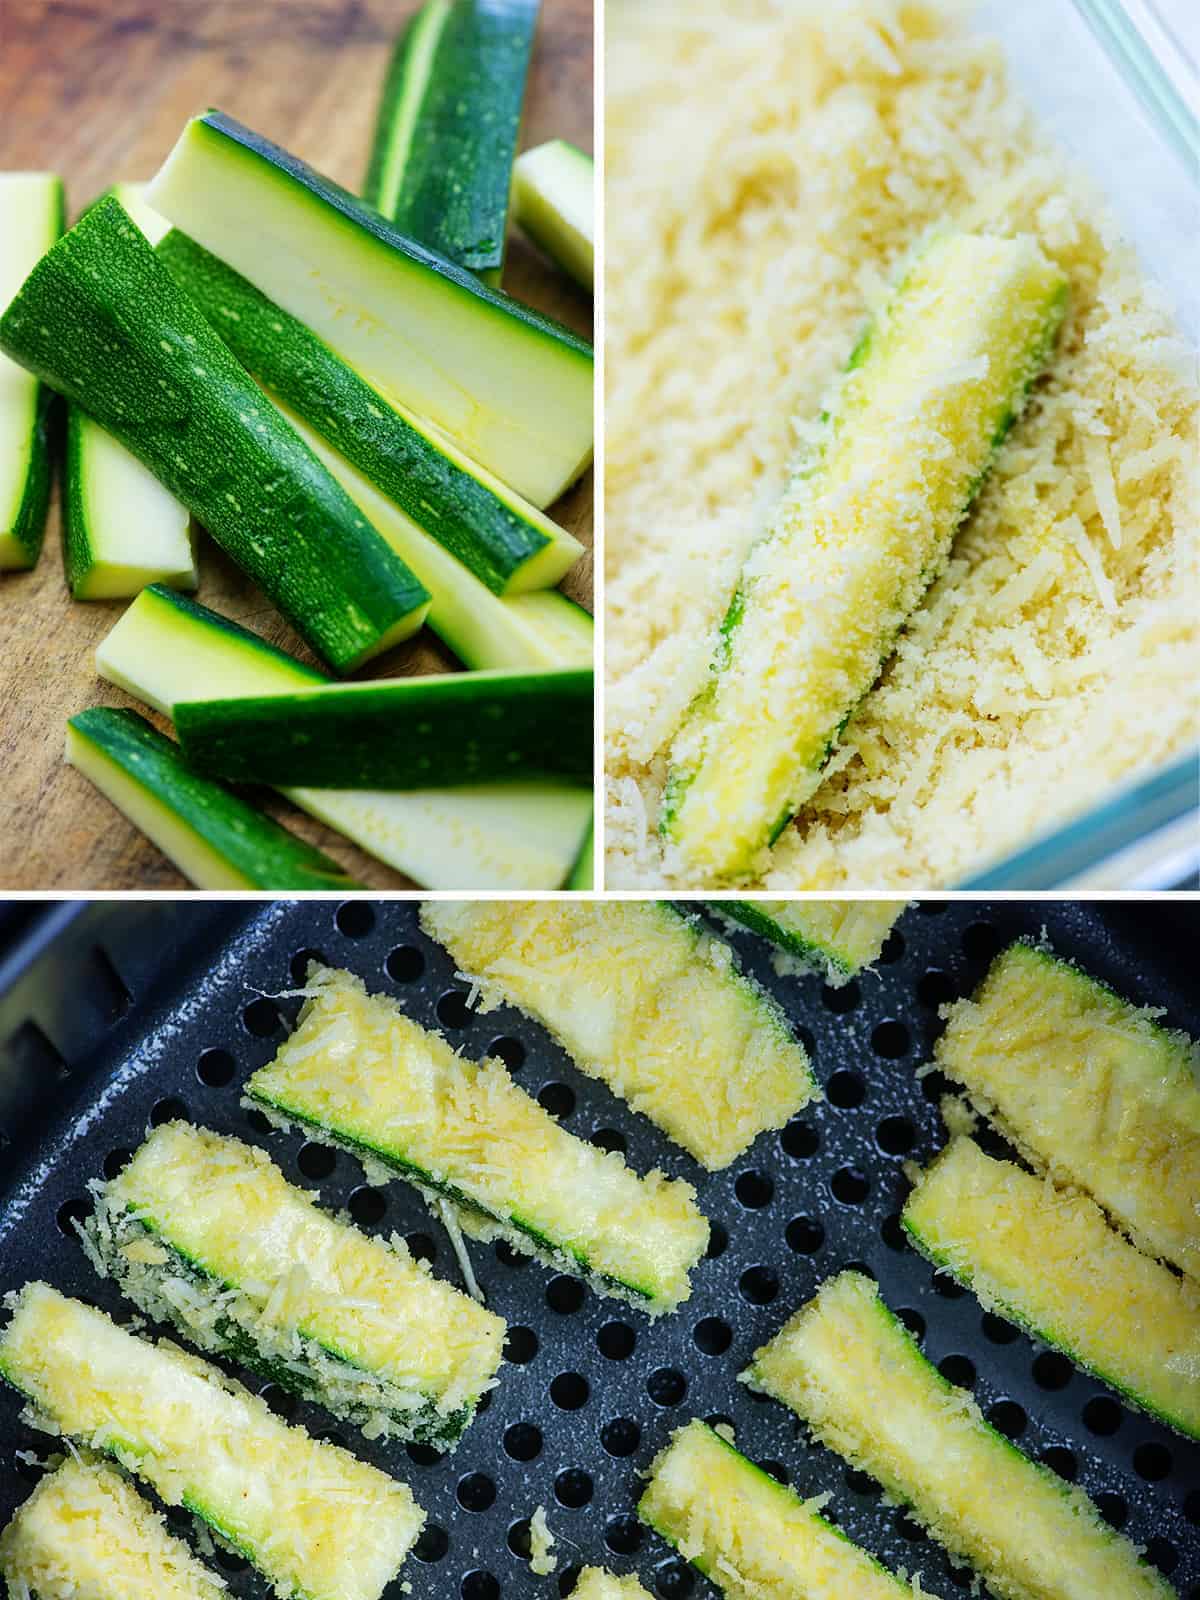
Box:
[934,941,1200,1278]
[0,1458,226,1600]
[903,1136,1200,1439]
[85,1120,505,1447]
[745,1272,1174,1600]
[512,140,595,291]
[0,1283,424,1600]
[420,900,816,1168]
[662,232,1067,879]
[639,1418,920,1598]
[244,964,709,1313]
[716,900,904,986]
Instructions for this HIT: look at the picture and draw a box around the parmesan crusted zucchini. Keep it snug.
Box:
[244,964,709,1313]
[935,941,1200,1278]
[662,232,1068,879]
[745,1272,1174,1600]
[903,1136,1200,1440]
[574,1568,653,1600]
[0,1282,424,1600]
[0,1458,226,1600]
[420,900,816,1168]
[717,900,904,986]
[84,1121,505,1447]
[639,1418,917,1599]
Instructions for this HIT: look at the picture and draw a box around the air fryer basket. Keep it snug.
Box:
[0,899,1196,1599]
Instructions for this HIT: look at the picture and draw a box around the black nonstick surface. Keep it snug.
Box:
[0,899,1197,1599]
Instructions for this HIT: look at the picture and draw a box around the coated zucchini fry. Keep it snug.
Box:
[717,899,904,985]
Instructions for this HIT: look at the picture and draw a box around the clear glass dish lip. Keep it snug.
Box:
[1073,0,1200,172]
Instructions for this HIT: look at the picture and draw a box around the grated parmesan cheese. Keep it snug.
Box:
[605,0,1199,889]
[528,1505,557,1576]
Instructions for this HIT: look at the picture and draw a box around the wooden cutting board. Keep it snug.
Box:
[0,0,593,890]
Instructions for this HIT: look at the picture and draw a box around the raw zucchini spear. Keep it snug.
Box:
[0,1282,425,1600]
[86,1120,504,1446]
[96,585,592,890]
[513,140,594,290]
[935,941,1200,1278]
[277,400,592,670]
[0,172,62,570]
[244,964,709,1313]
[717,900,904,985]
[0,196,431,673]
[63,184,196,600]
[903,1136,1200,1440]
[174,668,593,787]
[65,707,361,891]
[574,1569,652,1600]
[744,1272,1173,1600]
[364,0,540,285]
[419,901,816,1169]
[0,1457,226,1600]
[157,229,581,594]
[148,111,593,509]
[639,1419,916,1599]
[662,232,1068,879]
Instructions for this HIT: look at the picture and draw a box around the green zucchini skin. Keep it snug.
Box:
[0,196,430,672]
[173,669,593,788]
[66,706,362,890]
[365,0,540,285]
[157,229,577,595]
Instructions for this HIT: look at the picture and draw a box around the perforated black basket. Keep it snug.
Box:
[0,899,1197,1600]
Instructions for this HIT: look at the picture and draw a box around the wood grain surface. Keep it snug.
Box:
[0,0,593,891]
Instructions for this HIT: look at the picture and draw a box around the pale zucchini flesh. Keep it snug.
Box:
[0,1457,226,1600]
[65,707,361,892]
[566,819,594,889]
[419,900,817,1168]
[64,184,196,600]
[148,110,593,509]
[639,1418,916,1599]
[717,899,904,985]
[158,229,581,594]
[573,1568,653,1600]
[244,964,709,1312]
[96,586,593,890]
[512,140,594,291]
[0,1283,424,1600]
[745,1272,1174,1600]
[903,1136,1200,1439]
[934,941,1200,1279]
[0,173,62,570]
[662,232,1068,880]
[86,1120,505,1446]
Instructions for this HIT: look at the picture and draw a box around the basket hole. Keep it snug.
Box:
[918,968,957,1008]
[605,1513,641,1553]
[938,1354,975,1389]
[290,948,327,986]
[503,1423,542,1462]
[601,1417,640,1457]
[507,1519,532,1559]
[962,921,1003,963]
[1133,1442,1172,1481]
[461,1572,499,1600]
[297,1142,336,1181]
[14,1454,43,1484]
[781,1119,820,1159]
[555,1468,593,1509]
[407,1441,446,1468]
[407,1231,437,1266]
[876,1116,915,1156]
[846,1467,880,1496]
[1097,1491,1128,1530]
[758,1459,788,1484]
[259,1383,296,1418]
[597,1320,636,1360]
[436,989,472,1029]
[102,1147,132,1179]
[213,1548,249,1573]
[385,945,424,983]
[245,1107,272,1135]
[931,1270,966,1299]
[1082,1396,1122,1436]
[655,1557,695,1597]
[335,901,374,938]
[546,1275,586,1314]
[457,1473,496,1512]
[1146,1539,1178,1577]
[495,1239,528,1269]
[821,980,861,1014]
[739,1265,779,1305]
[647,1367,688,1406]
[879,929,905,963]
[830,1167,869,1205]
[413,1524,448,1562]
[242,998,280,1037]
[487,1034,525,1070]
[504,1326,538,1365]
[981,1312,1019,1344]
[894,1509,926,1542]
[538,1081,576,1118]
[827,1069,865,1109]
[1032,1351,1073,1391]
[987,1400,1026,1440]
[705,1220,728,1259]
[550,1371,590,1410]
[786,1216,824,1254]
[896,1308,925,1343]
[735,1170,773,1208]
[150,1096,187,1126]
[348,1186,386,1226]
[1041,1446,1077,1482]
[55,1196,89,1242]
[197,1048,236,1088]
[920,1068,953,1105]
[693,1316,732,1356]
[871,1020,910,1058]
[590,1126,626,1155]
[880,1213,907,1251]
